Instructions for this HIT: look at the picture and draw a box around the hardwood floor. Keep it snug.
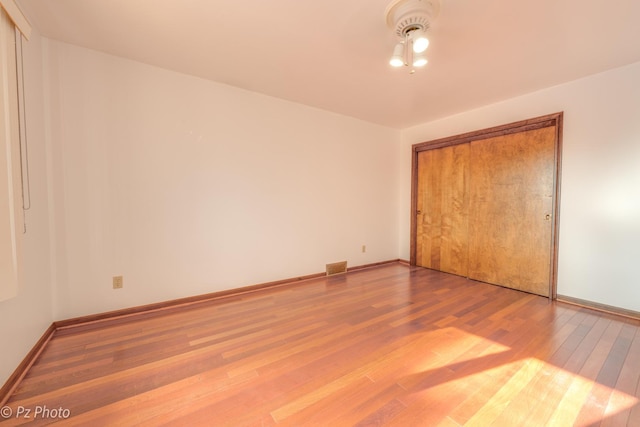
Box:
[3,263,640,426]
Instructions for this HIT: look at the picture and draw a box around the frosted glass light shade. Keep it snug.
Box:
[389,43,404,67]
[412,31,429,53]
[413,52,428,67]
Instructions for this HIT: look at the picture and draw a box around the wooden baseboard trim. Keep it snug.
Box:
[55,259,405,333]
[347,259,402,272]
[0,324,56,407]
[557,294,640,321]
[53,272,327,334]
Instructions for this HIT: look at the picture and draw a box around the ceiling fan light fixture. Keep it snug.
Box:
[384,0,440,73]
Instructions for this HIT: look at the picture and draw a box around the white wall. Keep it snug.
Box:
[400,61,640,312]
[0,29,54,385]
[42,40,401,320]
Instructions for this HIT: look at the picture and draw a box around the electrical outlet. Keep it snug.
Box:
[362,245,366,253]
[113,276,123,289]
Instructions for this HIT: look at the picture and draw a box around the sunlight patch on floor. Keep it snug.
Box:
[405,354,638,426]
[406,327,511,375]
[398,327,638,426]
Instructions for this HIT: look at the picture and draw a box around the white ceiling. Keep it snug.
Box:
[17,0,640,129]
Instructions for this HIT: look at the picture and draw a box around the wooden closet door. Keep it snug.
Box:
[416,144,469,276]
[467,126,556,296]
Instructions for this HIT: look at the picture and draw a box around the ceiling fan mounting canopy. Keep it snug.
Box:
[385,0,441,39]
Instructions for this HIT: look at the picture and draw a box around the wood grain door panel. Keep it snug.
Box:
[416,144,469,276]
[467,126,556,296]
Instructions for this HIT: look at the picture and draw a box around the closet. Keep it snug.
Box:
[410,113,563,297]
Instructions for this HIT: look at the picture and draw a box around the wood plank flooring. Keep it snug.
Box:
[3,263,640,426]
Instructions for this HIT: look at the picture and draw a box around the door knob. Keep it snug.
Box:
[545,214,551,220]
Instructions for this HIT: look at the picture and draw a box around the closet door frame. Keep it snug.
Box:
[410,112,563,299]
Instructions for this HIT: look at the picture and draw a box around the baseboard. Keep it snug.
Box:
[0,259,406,404]
[53,271,327,333]
[54,259,403,334]
[348,259,404,272]
[0,324,56,407]
[557,294,640,321]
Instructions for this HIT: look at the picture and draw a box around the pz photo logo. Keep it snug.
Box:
[1,405,71,420]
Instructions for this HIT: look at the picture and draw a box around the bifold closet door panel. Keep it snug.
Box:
[416,144,469,276]
[467,126,556,296]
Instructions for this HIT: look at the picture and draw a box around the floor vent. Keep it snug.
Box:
[326,261,348,276]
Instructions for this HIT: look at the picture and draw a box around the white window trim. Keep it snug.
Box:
[0,0,30,40]
[0,5,24,301]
